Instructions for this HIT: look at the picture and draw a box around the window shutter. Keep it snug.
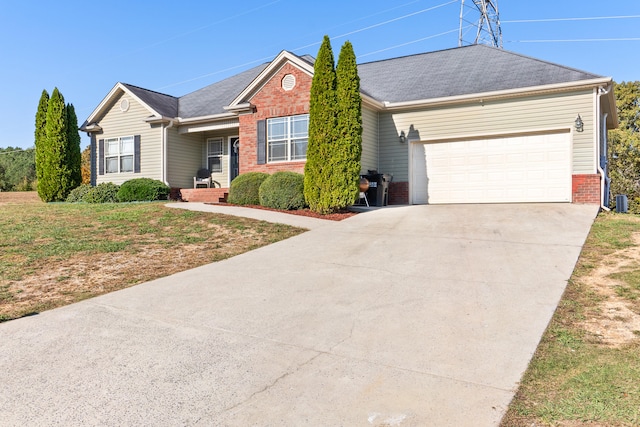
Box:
[134,135,141,173]
[257,120,266,165]
[98,139,105,175]
[90,136,97,185]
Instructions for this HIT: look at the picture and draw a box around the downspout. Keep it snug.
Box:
[162,120,174,186]
[596,85,612,210]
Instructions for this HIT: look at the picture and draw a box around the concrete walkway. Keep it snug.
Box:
[0,203,598,426]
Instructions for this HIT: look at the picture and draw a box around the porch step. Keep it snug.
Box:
[180,188,229,203]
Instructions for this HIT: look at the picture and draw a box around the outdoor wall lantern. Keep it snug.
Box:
[575,114,584,132]
[399,131,406,143]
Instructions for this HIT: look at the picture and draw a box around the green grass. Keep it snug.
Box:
[501,212,640,426]
[0,202,305,322]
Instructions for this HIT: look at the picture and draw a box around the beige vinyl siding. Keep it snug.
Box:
[378,90,595,182]
[96,93,162,185]
[360,106,378,174]
[167,128,203,188]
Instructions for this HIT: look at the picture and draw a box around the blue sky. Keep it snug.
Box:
[1,0,639,150]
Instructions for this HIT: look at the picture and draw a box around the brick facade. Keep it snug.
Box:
[238,63,312,176]
[572,174,601,204]
[389,182,409,205]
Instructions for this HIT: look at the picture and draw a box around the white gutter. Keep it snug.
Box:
[382,77,613,111]
[596,85,613,210]
[162,120,174,186]
[176,112,237,125]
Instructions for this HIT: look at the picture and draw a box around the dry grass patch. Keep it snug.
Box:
[0,201,304,321]
[502,213,640,426]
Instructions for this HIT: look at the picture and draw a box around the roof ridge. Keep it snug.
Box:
[357,44,478,66]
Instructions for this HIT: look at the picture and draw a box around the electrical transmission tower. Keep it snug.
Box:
[459,0,503,48]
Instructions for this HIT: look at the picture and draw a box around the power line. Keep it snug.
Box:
[360,27,464,58]
[503,15,640,23]
[509,38,640,43]
[157,0,458,90]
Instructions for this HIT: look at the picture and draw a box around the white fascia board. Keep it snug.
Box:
[226,51,315,108]
[84,82,162,125]
[382,77,614,111]
[176,112,238,125]
[361,93,384,110]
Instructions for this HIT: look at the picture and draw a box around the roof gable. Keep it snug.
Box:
[84,82,177,126]
[121,83,178,118]
[358,45,605,104]
[226,51,315,108]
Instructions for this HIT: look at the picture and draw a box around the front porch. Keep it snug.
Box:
[179,187,229,203]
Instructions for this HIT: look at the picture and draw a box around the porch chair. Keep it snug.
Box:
[193,168,212,188]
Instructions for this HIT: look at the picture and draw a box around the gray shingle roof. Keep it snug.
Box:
[357,44,603,103]
[178,63,269,118]
[118,45,604,122]
[121,83,178,117]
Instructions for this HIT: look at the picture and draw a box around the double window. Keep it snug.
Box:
[267,114,308,162]
[207,138,224,173]
[105,136,134,173]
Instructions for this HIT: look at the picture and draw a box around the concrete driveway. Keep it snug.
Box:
[0,203,597,426]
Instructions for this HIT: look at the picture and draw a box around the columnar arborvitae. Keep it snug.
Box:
[34,89,49,189]
[38,88,70,202]
[334,40,362,209]
[304,35,338,214]
[66,103,82,188]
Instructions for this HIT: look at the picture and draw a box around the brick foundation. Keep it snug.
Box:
[389,182,409,205]
[572,174,601,204]
[179,188,229,203]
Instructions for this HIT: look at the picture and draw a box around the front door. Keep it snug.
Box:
[230,137,239,182]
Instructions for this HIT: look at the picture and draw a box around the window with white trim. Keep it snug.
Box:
[207,138,224,173]
[267,114,308,162]
[105,136,134,173]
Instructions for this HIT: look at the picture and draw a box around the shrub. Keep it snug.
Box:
[117,178,170,202]
[66,184,92,202]
[227,172,269,205]
[259,172,306,210]
[83,182,120,203]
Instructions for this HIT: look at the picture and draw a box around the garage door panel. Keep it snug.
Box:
[412,133,571,204]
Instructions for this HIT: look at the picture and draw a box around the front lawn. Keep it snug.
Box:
[502,212,640,426]
[0,196,304,322]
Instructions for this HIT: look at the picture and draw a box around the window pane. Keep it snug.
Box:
[208,157,222,173]
[120,136,134,154]
[105,139,119,156]
[268,118,287,140]
[208,139,223,156]
[290,115,308,138]
[120,155,133,173]
[268,140,287,162]
[106,157,118,173]
[291,138,308,160]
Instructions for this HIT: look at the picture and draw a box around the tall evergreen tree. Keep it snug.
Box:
[34,89,49,188]
[66,103,82,188]
[304,35,338,214]
[334,40,363,209]
[38,88,70,202]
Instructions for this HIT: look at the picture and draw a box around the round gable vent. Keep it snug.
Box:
[120,98,130,112]
[282,74,296,91]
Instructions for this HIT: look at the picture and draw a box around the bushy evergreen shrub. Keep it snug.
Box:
[66,184,92,202]
[117,178,170,202]
[227,172,269,205]
[83,182,120,203]
[259,172,306,210]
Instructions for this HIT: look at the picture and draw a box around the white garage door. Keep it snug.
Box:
[412,133,571,204]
